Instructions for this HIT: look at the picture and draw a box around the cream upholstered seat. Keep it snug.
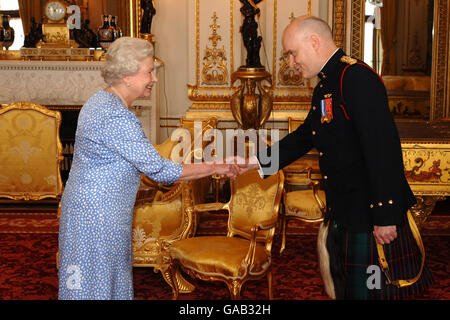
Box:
[284,169,326,220]
[168,169,284,300]
[0,101,63,201]
[132,117,217,293]
[279,118,325,254]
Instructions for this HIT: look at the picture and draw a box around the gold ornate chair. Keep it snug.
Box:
[0,101,63,201]
[132,117,218,293]
[279,118,325,254]
[168,169,284,300]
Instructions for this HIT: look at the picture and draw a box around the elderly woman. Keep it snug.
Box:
[58,37,240,300]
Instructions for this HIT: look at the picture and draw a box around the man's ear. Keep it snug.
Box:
[310,34,320,52]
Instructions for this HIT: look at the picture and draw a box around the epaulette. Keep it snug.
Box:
[340,56,357,65]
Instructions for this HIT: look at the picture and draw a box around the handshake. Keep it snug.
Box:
[211,155,260,180]
[178,155,261,183]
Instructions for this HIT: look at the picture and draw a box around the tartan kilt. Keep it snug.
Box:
[326,218,433,300]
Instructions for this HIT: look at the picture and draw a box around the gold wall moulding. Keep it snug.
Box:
[201,12,228,86]
[349,0,365,60]
[278,50,304,86]
[333,0,347,51]
[187,84,231,102]
[188,83,312,113]
[185,109,309,122]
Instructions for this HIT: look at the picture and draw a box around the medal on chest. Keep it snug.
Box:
[320,94,333,124]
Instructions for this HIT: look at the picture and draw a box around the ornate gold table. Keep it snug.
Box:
[397,120,450,227]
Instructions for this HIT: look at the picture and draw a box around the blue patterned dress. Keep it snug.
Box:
[58,90,183,300]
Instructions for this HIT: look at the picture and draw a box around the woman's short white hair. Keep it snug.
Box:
[101,37,154,86]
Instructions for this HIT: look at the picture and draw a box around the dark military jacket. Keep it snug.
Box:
[258,49,416,232]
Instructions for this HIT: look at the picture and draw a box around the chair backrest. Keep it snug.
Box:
[288,117,303,133]
[133,181,195,246]
[142,117,218,199]
[179,117,218,163]
[286,117,320,173]
[153,117,218,164]
[0,101,63,200]
[227,169,284,250]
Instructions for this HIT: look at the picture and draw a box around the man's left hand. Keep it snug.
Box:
[373,225,397,245]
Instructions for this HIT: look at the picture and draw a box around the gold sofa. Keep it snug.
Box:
[279,118,325,254]
[132,117,218,293]
[168,169,284,300]
[0,101,63,201]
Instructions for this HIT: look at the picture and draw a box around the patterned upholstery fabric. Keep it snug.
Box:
[169,236,270,280]
[0,102,63,200]
[285,189,326,220]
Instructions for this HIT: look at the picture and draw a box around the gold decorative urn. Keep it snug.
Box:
[230,67,273,130]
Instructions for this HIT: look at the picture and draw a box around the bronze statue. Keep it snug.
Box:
[140,0,156,34]
[23,17,43,48]
[73,19,99,48]
[239,0,263,68]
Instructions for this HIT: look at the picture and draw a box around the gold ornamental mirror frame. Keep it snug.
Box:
[343,0,450,121]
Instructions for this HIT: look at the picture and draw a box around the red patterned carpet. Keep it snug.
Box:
[0,200,449,300]
[0,233,449,300]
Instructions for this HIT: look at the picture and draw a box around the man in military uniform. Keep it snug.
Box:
[252,15,432,299]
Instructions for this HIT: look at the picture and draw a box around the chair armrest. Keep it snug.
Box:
[192,202,229,213]
[244,216,278,266]
[256,217,278,230]
[309,180,326,214]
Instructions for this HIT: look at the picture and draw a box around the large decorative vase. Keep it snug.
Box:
[2,15,15,50]
[97,15,115,50]
[230,67,273,130]
[110,16,122,40]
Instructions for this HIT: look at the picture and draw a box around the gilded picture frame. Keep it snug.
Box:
[346,0,449,121]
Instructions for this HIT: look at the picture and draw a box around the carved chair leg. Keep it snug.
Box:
[167,264,180,300]
[161,268,195,294]
[280,214,287,255]
[267,270,273,300]
[227,280,242,300]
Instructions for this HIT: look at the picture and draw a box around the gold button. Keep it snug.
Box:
[324,176,328,180]
[320,84,323,88]
[312,131,316,135]
[388,200,394,205]
[378,202,383,207]
[313,106,316,111]
[319,152,324,157]
[370,204,374,209]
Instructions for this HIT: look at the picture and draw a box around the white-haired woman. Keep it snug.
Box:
[58,37,240,300]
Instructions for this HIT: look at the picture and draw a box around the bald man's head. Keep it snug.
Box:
[282,15,338,79]
[286,15,334,44]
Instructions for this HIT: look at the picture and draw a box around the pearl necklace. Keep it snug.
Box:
[109,86,129,108]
